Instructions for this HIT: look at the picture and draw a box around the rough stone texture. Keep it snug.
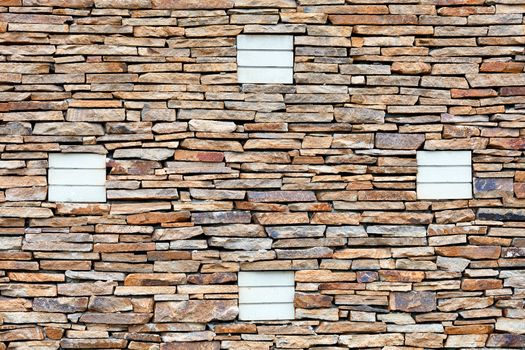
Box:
[0,1,523,349]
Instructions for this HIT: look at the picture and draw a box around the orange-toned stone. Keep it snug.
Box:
[445,324,494,335]
[514,183,525,199]
[152,0,233,9]
[45,327,64,340]
[329,14,417,25]
[480,62,525,73]
[435,246,501,259]
[214,323,257,334]
[462,279,503,291]
[127,211,191,225]
[451,89,497,98]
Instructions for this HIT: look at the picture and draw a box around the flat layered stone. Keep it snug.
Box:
[209,237,272,250]
[1,312,67,323]
[486,334,525,348]
[0,327,44,342]
[33,297,88,313]
[478,208,525,221]
[66,109,125,122]
[124,273,186,286]
[390,291,436,312]
[247,191,316,202]
[79,312,152,324]
[60,339,128,348]
[439,297,494,312]
[160,343,220,350]
[334,107,385,124]
[339,334,404,348]
[154,300,238,322]
[435,246,501,259]
[193,211,251,224]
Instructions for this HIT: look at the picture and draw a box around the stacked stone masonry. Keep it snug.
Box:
[0,0,524,349]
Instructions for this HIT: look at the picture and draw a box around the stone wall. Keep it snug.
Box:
[0,0,524,349]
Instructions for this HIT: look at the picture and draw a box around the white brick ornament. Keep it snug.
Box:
[238,271,295,321]
[237,35,294,84]
[48,153,106,202]
[417,151,472,200]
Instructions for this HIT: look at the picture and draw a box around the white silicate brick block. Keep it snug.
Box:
[48,153,106,203]
[237,35,294,84]
[239,303,295,321]
[416,151,473,200]
[238,67,293,84]
[237,50,294,67]
[238,271,295,321]
[239,271,294,287]
[417,166,472,183]
[49,153,106,169]
[48,185,106,203]
[417,183,473,200]
[417,150,471,166]
[48,169,106,186]
[237,35,293,50]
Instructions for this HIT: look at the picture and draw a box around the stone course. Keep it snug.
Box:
[0,0,524,349]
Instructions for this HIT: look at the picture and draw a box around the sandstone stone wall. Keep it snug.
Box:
[0,0,524,349]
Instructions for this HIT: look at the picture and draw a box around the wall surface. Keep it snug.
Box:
[0,0,524,349]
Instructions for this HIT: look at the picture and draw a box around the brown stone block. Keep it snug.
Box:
[462,278,503,290]
[445,334,488,347]
[60,338,128,348]
[439,297,494,312]
[358,190,416,201]
[390,291,436,312]
[296,270,356,282]
[147,251,192,261]
[438,5,494,16]
[7,272,64,283]
[253,212,308,225]
[44,327,64,340]
[435,209,475,224]
[124,273,186,286]
[295,293,333,309]
[405,332,445,348]
[515,183,525,198]
[445,324,494,334]
[154,300,237,323]
[152,0,232,9]
[376,133,425,150]
[361,212,433,225]
[40,260,91,271]
[33,297,88,313]
[0,327,44,342]
[215,323,256,334]
[450,89,498,98]
[56,203,110,215]
[310,212,360,225]
[329,14,417,25]
[80,312,151,324]
[160,342,220,350]
[186,272,237,285]
[489,137,525,150]
[486,334,525,348]
[379,270,425,282]
[339,333,404,348]
[127,211,190,225]
[94,0,151,8]
[481,61,525,73]
[56,62,126,74]
[436,245,501,259]
[392,61,431,75]
[500,86,525,96]
[93,243,156,253]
